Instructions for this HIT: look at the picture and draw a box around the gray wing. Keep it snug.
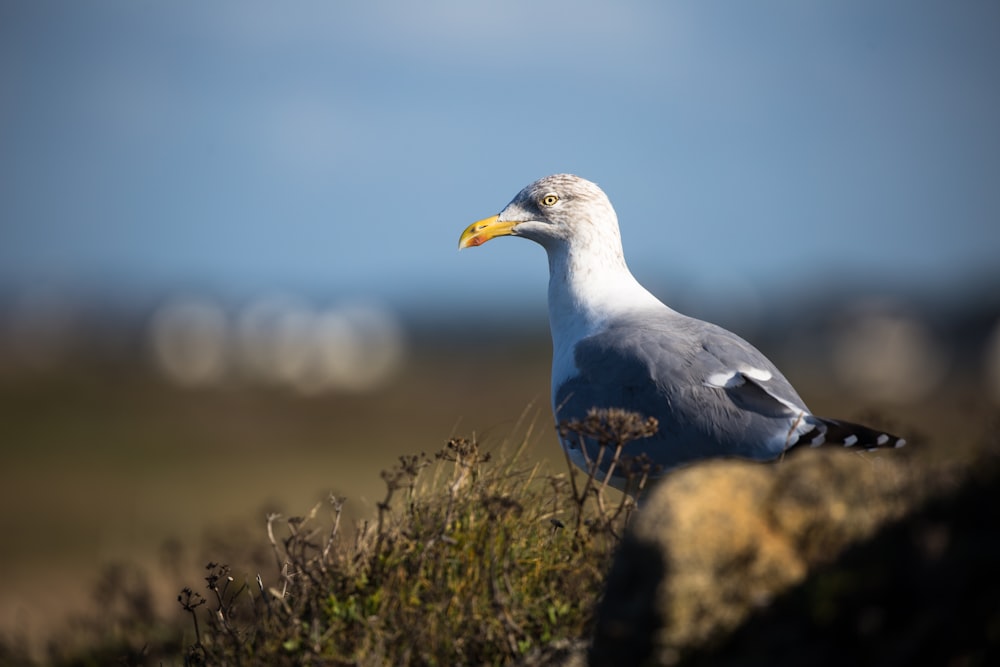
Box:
[553,312,810,474]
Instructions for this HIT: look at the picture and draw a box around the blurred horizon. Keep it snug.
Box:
[2,1,999,319]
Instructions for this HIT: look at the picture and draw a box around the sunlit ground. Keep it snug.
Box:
[1,294,998,654]
[0,324,555,652]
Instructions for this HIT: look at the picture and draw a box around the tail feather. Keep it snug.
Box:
[797,416,906,451]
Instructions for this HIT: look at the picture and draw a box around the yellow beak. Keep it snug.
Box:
[458,215,518,249]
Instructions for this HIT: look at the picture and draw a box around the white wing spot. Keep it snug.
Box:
[705,371,739,388]
[740,366,773,382]
[877,434,889,446]
[843,434,858,447]
[810,432,826,446]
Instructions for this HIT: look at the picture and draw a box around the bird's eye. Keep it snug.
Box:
[540,194,559,207]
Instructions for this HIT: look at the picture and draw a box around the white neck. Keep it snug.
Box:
[545,242,667,389]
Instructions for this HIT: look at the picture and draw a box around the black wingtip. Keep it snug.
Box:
[796,417,906,452]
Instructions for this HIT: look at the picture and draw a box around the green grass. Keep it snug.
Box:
[19,415,650,666]
[173,430,636,666]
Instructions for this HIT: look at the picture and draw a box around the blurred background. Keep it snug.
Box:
[1,0,998,653]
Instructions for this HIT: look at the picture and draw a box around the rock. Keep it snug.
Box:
[590,448,914,666]
[677,452,1000,666]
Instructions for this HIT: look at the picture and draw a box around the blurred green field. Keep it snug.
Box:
[0,330,995,654]
[0,336,553,650]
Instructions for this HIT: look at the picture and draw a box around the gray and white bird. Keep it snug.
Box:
[459,174,904,487]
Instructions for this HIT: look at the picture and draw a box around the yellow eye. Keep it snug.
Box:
[540,193,559,207]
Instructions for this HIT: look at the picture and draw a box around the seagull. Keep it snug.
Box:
[459,174,904,488]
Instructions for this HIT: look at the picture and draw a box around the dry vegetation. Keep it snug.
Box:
[2,372,997,666]
[6,408,998,666]
[5,410,672,666]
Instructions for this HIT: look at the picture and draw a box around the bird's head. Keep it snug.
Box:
[459,174,621,253]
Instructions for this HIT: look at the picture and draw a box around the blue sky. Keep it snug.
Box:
[1,1,998,320]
